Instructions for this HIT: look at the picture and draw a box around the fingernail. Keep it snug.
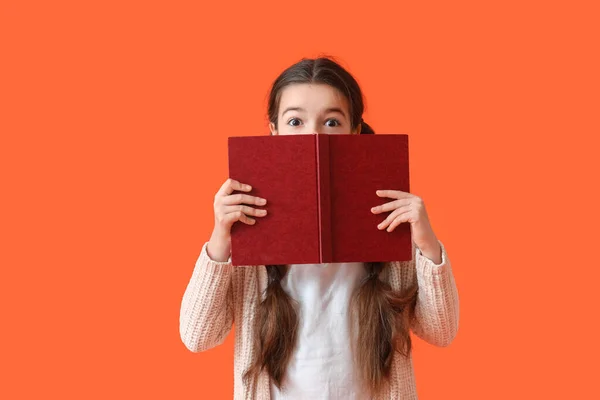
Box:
[259,198,267,204]
[259,209,267,215]
[246,185,252,190]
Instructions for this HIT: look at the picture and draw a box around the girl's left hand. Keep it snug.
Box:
[371,190,441,262]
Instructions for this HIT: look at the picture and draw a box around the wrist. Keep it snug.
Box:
[418,235,438,251]
[208,228,232,262]
[418,238,442,264]
[414,224,441,260]
[211,225,230,242]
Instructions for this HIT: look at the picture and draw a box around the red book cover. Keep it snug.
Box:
[227,134,411,266]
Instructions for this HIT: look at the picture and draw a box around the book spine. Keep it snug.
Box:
[315,134,333,263]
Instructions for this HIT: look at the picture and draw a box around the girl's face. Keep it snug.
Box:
[270,83,361,136]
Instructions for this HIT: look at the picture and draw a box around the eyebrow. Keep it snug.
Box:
[281,107,347,118]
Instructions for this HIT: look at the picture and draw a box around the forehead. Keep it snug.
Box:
[278,83,349,114]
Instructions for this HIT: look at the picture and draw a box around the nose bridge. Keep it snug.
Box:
[307,118,319,134]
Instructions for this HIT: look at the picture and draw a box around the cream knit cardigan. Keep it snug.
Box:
[179,239,459,399]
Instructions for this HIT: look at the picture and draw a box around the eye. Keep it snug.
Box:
[325,118,341,127]
[287,118,302,127]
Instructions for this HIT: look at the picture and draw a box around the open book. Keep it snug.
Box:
[227,133,412,266]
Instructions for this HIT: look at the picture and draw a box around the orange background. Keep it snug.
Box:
[1,0,599,398]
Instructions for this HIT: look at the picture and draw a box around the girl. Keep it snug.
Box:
[180,57,459,400]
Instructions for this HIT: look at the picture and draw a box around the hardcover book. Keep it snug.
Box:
[227,133,411,266]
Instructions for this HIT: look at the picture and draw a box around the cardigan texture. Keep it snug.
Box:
[179,239,459,399]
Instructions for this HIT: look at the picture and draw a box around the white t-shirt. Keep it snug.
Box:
[270,261,369,400]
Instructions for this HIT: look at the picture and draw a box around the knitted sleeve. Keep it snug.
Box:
[179,241,235,352]
[388,240,460,347]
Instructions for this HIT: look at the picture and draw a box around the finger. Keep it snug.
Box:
[224,210,256,226]
[377,205,411,229]
[221,193,267,206]
[218,178,252,197]
[386,214,410,232]
[223,205,268,217]
[376,190,412,200]
[377,207,411,230]
[371,198,412,214]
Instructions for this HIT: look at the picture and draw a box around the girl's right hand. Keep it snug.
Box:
[207,178,267,261]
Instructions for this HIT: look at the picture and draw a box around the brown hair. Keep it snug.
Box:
[243,56,418,396]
